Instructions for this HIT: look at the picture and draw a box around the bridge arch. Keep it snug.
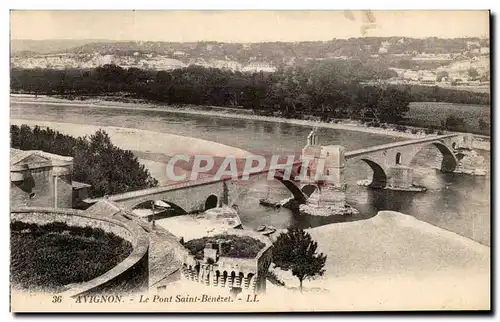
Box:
[229,169,309,207]
[396,152,402,165]
[205,194,218,210]
[432,142,458,172]
[301,184,318,197]
[360,158,387,188]
[411,141,458,173]
[131,199,188,216]
[273,172,308,203]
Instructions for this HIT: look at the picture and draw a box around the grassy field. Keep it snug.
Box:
[10,221,133,293]
[405,102,491,135]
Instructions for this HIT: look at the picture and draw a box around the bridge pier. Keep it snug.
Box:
[306,184,346,207]
[387,165,414,190]
[298,132,357,216]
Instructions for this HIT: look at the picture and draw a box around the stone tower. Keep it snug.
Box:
[300,129,346,206]
[300,128,322,183]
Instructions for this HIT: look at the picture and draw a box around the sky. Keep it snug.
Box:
[10,10,490,42]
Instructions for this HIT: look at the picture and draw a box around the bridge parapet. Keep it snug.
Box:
[343,134,462,159]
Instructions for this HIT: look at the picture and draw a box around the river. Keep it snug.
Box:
[10,102,491,246]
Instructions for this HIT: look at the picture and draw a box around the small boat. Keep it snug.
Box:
[256,225,266,232]
[259,198,280,208]
[261,226,277,236]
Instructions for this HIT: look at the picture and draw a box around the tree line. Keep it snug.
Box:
[10,125,158,199]
[11,61,489,124]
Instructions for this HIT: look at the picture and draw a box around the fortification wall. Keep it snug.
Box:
[10,207,149,297]
[180,229,273,293]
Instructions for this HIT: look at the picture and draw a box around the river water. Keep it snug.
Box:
[10,102,491,246]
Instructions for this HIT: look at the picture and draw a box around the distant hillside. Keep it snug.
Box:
[10,37,490,71]
[10,39,113,54]
[52,37,490,65]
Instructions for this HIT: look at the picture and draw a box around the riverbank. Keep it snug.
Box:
[267,210,490,310]
[11,94,490,150]
[7,94,460,140]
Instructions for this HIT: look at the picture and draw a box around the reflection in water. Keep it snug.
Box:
[11,102,491,246]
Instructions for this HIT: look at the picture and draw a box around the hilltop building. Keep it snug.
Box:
[242,62,276,73]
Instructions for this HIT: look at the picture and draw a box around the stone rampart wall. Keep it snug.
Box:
[10,207,149,297]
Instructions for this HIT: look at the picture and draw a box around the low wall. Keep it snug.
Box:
[10,207,150,297]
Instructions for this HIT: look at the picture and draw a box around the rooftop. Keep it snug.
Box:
[10,148,73,167]
[72,181,91,189]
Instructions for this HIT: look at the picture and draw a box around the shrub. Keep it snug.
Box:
[411,128,419,134]
[478,118,489,133]
[424,127,435,135]
[444,115,466,131]
[395,124,408,132]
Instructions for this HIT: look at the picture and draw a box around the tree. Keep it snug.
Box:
[10,125,158,198]
[272,228,326,291]
[478,118,489,134]
[444,115,467,132]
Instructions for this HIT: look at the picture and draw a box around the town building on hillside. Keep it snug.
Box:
[241,62,276,73]
[466,40,480,48]
[380,40,391,48]
[402,70,419,81]
[212,60,242,71]
[480,47,490,55]
[173,51,187,57]
[378,40,391,54]
[378,47,388,54]
[95,54,115,66]
[412,53,452,61]
[420,76,436,85]
[190,59,210,68]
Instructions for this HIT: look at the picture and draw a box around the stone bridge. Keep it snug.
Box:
[85,169,304,214]
[85,133,472,212]
[341,133,471,189]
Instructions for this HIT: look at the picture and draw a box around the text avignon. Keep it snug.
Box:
[74,295,123,304]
